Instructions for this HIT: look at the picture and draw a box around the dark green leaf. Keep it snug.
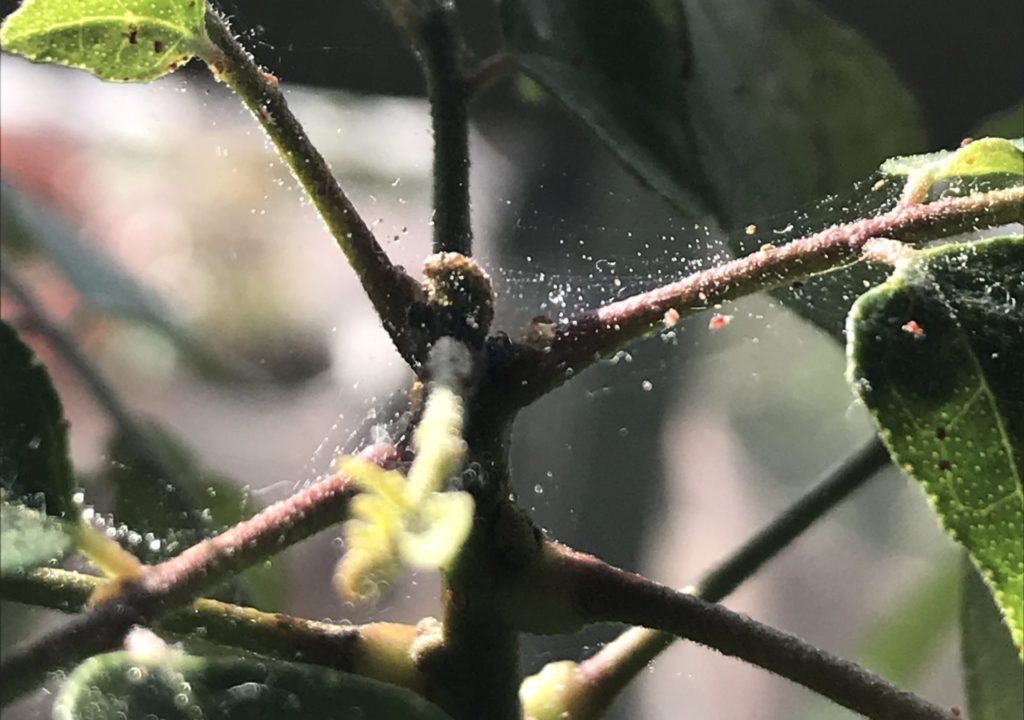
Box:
[501,0,928,338]
[682,0,925,222]
[103,419,285,610]
[962,555,1024,720]
[0,0,208,83]
[848,236,1024,652]
[54,652,454,720]
[501,0,712,216]
[0,501,73,576]
[0,320,76,518]
[690,0,928,338]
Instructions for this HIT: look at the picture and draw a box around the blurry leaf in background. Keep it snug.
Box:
[0,0,208,83]
[971,102,1024,140]
[0,319,76,518]
[681,0,926,222]
[501,0,928,339]
[686,0,928,340]
[961,556,1024,720]
[54,651,454,720]
[0,500,73,576]
[103,418,286,610]
[500,0,712,217]
[849,236,1024,652]
[856,553,961,686]
[0,179,261,383]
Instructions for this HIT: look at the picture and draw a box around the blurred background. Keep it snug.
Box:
[1,0,1021,718]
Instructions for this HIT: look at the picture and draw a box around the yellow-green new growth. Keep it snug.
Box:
[336,339,475,600]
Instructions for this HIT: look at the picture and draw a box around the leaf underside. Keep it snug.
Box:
[55,652,454,720]
[848,235,1024,652]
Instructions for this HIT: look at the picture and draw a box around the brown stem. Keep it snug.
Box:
[503,543,951,720]
[200,6,424,368]
[419,1,473,256]
[0,568,424,692]
[0,443,399,705]
[488,186,1024,411]
[575,437,893,715]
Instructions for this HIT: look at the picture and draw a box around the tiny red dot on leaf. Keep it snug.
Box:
[951,707,961,717]
[709,314,732,330]
[901,320,926,339]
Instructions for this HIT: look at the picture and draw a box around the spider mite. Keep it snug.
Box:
[708,313,732,330]
[901,319,925,339]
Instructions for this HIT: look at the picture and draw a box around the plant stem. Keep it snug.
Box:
[487,186,1024,412]
[431,431,522,720]
[0,568,424,691]
[417,1,473,255]
[0,259,203,527]
[575,436,892,715]
[506,544,951,720]
[0,443,398,706]
[200,7,423,367]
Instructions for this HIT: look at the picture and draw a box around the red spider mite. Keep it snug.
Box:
[901,319,925,339]
[708,314,732,330]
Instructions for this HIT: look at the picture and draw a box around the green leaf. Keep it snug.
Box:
[880,137,1023,179]
[0,0,208,82]
[962,555,1024,720]
[848,236,1024,652]
[102,419,286,610]
[0,501,73,576]
[691,0,930,339]
[0,320,76,518]
[500,0,712,216]
[683,0,926,221]
[54,651,454,720]
[501,0,928,338]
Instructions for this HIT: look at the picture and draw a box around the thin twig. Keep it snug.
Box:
[0,568,424,691]
[486,186,1024,412]
[399,0,474,255]
[0,443,399,706]
[200,6,423,367]
[503,543,951,720]
[0,258,204,527]
[575,437,893,715]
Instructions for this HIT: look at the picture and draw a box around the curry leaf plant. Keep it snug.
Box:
[1,1,1022,719]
